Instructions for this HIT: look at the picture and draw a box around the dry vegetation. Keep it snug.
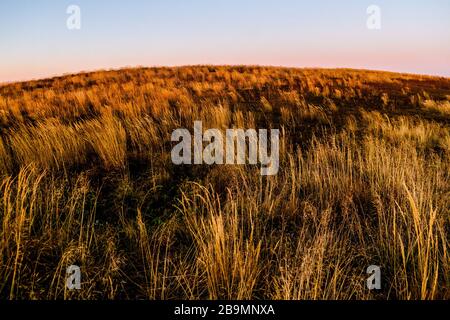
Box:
[0,66,449,300]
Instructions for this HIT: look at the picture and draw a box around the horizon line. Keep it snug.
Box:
[2,64,449,86]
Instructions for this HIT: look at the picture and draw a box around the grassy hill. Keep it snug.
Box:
[0,66,449,299]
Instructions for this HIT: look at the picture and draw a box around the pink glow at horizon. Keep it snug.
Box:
[1,0,449,83]
[3,52,448,84]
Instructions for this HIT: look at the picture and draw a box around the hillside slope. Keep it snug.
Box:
[0,66,449,299]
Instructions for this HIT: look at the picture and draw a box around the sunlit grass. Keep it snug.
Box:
[0,66,449,300]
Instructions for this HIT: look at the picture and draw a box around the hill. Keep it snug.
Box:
[0,66,449,299]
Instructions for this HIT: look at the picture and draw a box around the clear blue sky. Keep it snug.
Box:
[1,0,449,82]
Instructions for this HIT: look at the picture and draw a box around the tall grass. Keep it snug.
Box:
[0,66,449,300]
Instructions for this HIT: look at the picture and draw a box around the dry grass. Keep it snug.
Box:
[422,99,450,117]
[0,66,449,300]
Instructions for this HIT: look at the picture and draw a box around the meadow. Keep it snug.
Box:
[0,66,449,299]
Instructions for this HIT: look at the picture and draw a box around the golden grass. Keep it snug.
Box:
[83,112,127,171]
[422,99,450,117]
[0,66,449,300]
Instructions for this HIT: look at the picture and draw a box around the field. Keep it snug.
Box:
[0,66,449,299]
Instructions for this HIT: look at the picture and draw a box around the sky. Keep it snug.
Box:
[0,0,449,82]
